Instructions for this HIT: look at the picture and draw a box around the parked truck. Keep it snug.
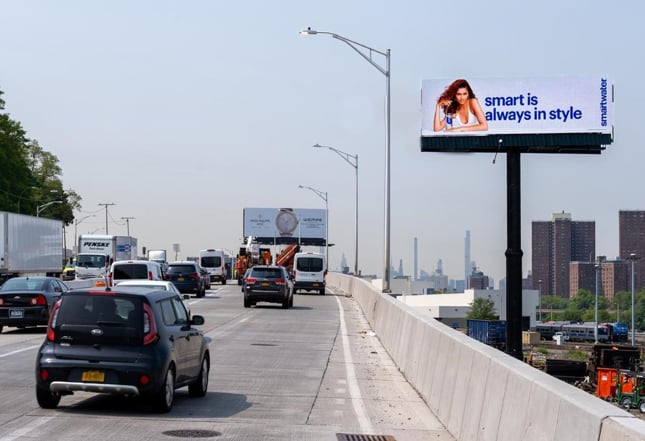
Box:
[0,211,63,283]
[75,234,137,279]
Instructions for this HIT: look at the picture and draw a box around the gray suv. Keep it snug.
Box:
[243,265,293,309]
[35,286,209,413]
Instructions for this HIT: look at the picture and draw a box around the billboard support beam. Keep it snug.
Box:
[505,150,523,360]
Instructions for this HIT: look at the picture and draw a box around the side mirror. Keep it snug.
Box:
[191,315,205,326]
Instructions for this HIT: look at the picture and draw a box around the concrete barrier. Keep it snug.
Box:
[63,278,105,289]
[327,272,645,441]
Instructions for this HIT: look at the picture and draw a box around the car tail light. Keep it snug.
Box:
[30,295,47,306]
[148,271,153,280]
[246,277,256,285]
[275,278,286,285]
[143,303,158,345]
[40,369,50,381]
[108,272,113,287]
[189,273,200,281]
[164,274,170,280]
[0,298,4,306]
[46,300,61,342]
[139,374,150,385]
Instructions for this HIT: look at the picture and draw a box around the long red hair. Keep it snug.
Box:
[437,79,476,114]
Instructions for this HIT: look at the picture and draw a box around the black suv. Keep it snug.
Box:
[35,287,210,413]
[165,261,206,297]
[243,265,293,309]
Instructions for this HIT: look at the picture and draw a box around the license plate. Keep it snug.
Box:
[312,283,319,287]
[178,277,184,281]
[261,282,270,287]
[9,309,24,318]
[82,370,105,382]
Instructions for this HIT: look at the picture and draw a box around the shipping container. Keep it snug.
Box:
[467,319,507,348]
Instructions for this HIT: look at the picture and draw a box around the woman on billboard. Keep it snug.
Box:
[433,79,488,132]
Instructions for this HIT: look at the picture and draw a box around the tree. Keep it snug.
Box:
[467,297,497,320]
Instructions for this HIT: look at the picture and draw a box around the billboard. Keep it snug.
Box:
[420,76,613,153]
[243,208,327,245]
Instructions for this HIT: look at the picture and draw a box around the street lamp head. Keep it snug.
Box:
[312,143,322,148]
[300,27,318,35]
[298,185,304,189]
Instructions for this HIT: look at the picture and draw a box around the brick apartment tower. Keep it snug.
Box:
[532,212,595,297]
[619,210,645,291]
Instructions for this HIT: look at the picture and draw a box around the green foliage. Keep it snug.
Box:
[567,348,589,361]
[536,347,549,355]
[0,88,81,223]
[467,297,497,320]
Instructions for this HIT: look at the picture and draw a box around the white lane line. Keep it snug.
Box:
[0,344,41,358]
[0,416,53,441]
[333,292,374,434]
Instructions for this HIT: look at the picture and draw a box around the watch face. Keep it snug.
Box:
[276,210,298,236]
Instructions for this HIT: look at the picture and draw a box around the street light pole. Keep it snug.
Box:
[301,28,391,292]
[298,185,329,271]
[98,203,115,234]
[538,279,542,322]
[629,253,638,346]
[313,144,358,275]
[36,200,62,217]
[594,262,600,344]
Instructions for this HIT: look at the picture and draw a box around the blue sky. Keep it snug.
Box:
[1,1,640,285]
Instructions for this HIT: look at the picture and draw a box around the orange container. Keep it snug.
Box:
[596,367,617,399]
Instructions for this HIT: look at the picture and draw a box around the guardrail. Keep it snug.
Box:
[327,272,645,441]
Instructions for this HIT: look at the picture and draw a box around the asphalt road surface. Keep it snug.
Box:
[0,283,453,441]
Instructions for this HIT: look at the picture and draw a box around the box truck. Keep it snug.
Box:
[75,234,137,279]
[0,211,63,283]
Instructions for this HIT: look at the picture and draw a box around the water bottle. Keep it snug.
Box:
[445,109,453,128]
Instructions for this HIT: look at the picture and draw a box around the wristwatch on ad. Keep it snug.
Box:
[276,208,298,236]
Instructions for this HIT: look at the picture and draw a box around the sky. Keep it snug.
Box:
[0,1,642,286]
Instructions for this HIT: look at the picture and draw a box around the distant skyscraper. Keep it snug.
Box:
[619,210,645,291]
[414,237,418,281]
[397,259,404,278]
[464,231,471,289]
[532,212,595,297]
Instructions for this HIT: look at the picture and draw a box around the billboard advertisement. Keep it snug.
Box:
[243,208,327,241]
[421,76,612,137]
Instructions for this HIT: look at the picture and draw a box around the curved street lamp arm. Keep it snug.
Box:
[313,144,357,169]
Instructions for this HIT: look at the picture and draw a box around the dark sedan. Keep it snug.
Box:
[0,276,69,333]
[243,265,293,309]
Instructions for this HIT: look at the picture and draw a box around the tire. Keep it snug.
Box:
[282,297,289,309]
[0,325,3,333]
[189,355,209,397]
[288,295,293,308]
[640,401,645,414]
[244,297,251,308]
[222,279,227,285]
[237,278,242,286]
[621,397,632,409]
[319,288,325,295]
[153,366,175,413]
[36,386,61,409]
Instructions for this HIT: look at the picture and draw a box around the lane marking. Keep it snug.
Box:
[333,292,374,434]
[0,344,41,358]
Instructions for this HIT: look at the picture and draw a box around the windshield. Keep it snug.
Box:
[77,254,106,268]
[296,257,323,272]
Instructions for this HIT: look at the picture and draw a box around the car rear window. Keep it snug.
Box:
[113,264,149,280]
[296,257,324,272]
[201,256,221,267]
[251,268,283,278]
[1,278,45,291]
[167,264,197,273]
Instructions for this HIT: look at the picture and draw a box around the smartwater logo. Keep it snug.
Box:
[600,78,608,127]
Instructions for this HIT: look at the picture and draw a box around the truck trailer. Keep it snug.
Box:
[0,211,63,283]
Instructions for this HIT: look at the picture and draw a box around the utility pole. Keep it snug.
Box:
[121,217,135,259]
[98,203,115,234]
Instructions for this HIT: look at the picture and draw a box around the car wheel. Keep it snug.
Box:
[237,278,242,286]
[36,386,61,409]
[282,297,289,309]
[153,365,175,413]
[319,288,325,295]
[0,325,3,333]
[244,297,251,308]
[222,279,227,285]
[189,355,210,397]
[288,295,293,307]
[621,397,632,409]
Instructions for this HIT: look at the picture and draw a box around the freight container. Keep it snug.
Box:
[467,319,507,349]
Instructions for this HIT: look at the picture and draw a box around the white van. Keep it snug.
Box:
[292,252,326,295]
[199,249,227,285]
[108,260,164,287]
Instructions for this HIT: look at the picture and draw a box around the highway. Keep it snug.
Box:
[0,284,453,441]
